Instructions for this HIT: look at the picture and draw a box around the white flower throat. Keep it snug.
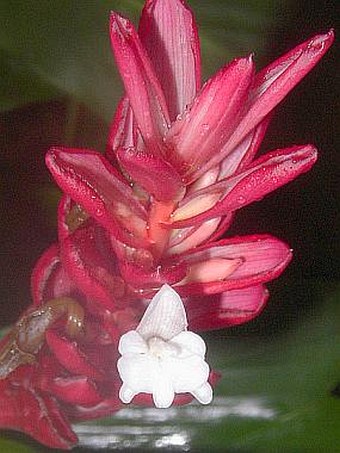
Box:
[147,336,180,359]
[117,284,213,408]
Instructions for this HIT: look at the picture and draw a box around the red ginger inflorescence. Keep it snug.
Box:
[0,0,334,449]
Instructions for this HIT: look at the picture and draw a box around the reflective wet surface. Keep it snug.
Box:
[74,395,276,451]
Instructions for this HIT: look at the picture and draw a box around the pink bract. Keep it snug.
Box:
[0,0,334,449]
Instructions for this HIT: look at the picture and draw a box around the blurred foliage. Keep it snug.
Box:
[0,0,280,119]
[0,437,37,453]
[200,284,340,452]
[0,49,59,111]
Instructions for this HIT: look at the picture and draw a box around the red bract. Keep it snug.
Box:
[0,0,334,449]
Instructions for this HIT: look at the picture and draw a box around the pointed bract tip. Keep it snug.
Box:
[239,55,255,78]
[142,0,197,16]
[236,54,255,69]
[109,11,132,36]
[109,10,123,21]
[322,28,335,42]
[307,29,335,53]
[109,10,119,24]
[326,28,335,38]
[298,144,318,164]
[247,52,255,62]
[45,146,58,168]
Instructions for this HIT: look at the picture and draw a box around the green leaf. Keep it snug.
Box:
[192,287,340,452]
[0,49,59,111]
[0,437,37,453]
[190,0,278,76]
[0,326,11,340]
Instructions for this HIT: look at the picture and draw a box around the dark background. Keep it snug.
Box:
[0,0,339,333]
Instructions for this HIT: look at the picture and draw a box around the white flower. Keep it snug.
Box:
[117,284,213,408]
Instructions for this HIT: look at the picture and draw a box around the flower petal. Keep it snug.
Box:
[152,372,175,408]
[110,235,187,292]
[170,145,317,227]
[58,197,125,311]
[139,0,201,120]
[132,370,219,407]
[191,382,213,405]
[66,394,121,421]
[217,145,318,212]
[37,393,78,448]
[117,354,158,395]
[174,235,292,295]
[137,284,188,340]
[46,147,149,248]
[171,190,221,226]
[0,377,77,449]
[164,354,210,393]
[30,243,75,307]
[107,97,139,160]
[119,383,137,404]
[46,330,103,380]
[166,56,254,181]
[217,116,271,180]
[132,390,193,407]
[188,165,221,192]
[205,30,334,171]
[118,330,148,355]
[46,376,103,407]
[118,257,187,290]
[110,12,170,153]
[179,257,244,286]
[170,331,206,357]
[250,30,334,129]
[206,214,234,244]
[117,147,185,202]
[167,218,222,255]
[186,285,269,330]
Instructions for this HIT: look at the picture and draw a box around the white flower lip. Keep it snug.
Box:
[117,284,213,408]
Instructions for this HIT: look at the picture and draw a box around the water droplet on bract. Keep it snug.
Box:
[199,123,210,137]
[96,208,103,217]
[237,196,246,204]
